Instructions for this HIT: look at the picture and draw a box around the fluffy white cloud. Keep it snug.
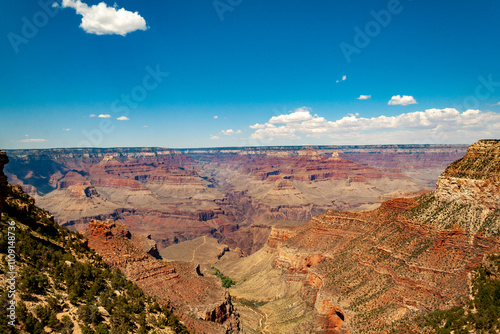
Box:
[249,107,500,143]
[269,107,313,124]
[336,75,347,83]
[250,123,266,129]
[19,138,47,143]
[89,114,97,117]
[98,114,111,118]
[357,95,371,100]
[214,115,218,119]
[221,129,242,136]
[59,0,147,36]
[251,124,300,140]
[388,95,417,106]
[62,128,71,131]
[210,135,220,140]
[117,116,129,121]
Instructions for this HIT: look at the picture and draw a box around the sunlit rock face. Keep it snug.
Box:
[435,139,500,209]
[3,145,466,255]
[416,140,500,235]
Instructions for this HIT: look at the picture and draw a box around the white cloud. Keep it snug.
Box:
[388,95,417,106]
[269,107,313,123]
[249,107,500,143]
[59,0,147,36]
[210,135,220,140]
[143,125,148,128]
[357,95,371,100]
[336,75,347,83]
[117,116,129,121]
[62,128,71,131]
[221,129,242,136]
[490,102,500,106]
[250,123,266,129]
[19,138,47,143]
[214,115,218,119]
[98,114,111,118]
[89,114,96,117]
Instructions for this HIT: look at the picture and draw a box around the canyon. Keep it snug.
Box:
[213,140,500,333]
[4,144,467,255]
[5,142,500,333]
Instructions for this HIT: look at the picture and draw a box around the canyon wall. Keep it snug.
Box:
[413,140,500,236]
[84,218,240,334]
[215,140,499,333]
[4,145,467,255]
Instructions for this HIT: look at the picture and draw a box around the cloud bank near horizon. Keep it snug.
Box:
[249,107,500,144]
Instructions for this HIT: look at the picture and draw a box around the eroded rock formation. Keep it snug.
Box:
[215,140,500,333]
[84,219,240,334]
[3,145,467,255]
[412,139,500,235]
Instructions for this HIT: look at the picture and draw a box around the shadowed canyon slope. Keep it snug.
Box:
[4,145,466,254]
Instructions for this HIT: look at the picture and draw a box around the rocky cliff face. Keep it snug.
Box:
[435,139,500,208]
[412,140,500,236]
[4,145,465,255]
[224,197,499,333]
[215,140,500,333]
[84,219,240,334]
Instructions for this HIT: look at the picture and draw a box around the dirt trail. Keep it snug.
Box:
[190,236,207,262]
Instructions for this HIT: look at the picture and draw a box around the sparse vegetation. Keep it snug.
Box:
[417,253,500,333]
[0,185,190,333]
[210,266,236,288]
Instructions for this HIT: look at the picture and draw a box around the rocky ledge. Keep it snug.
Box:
[84,219,240,334]
[415,140,500,235]
[435,139,500,208]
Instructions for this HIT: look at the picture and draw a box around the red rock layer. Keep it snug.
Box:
[214,148,409,183]
[267,197,499,333]
[83,219,240,334]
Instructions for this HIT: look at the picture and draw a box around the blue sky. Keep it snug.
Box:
[1,0,499,149]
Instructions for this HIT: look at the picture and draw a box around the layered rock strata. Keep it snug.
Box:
[83,219,240,334]
[412,139,500,235]
[216,140,500,333]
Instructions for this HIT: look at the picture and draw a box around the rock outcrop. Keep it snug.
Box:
[435,139,500,208]
[84,219,240,334]
[411,139,500,235]
[0,167,191,333]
